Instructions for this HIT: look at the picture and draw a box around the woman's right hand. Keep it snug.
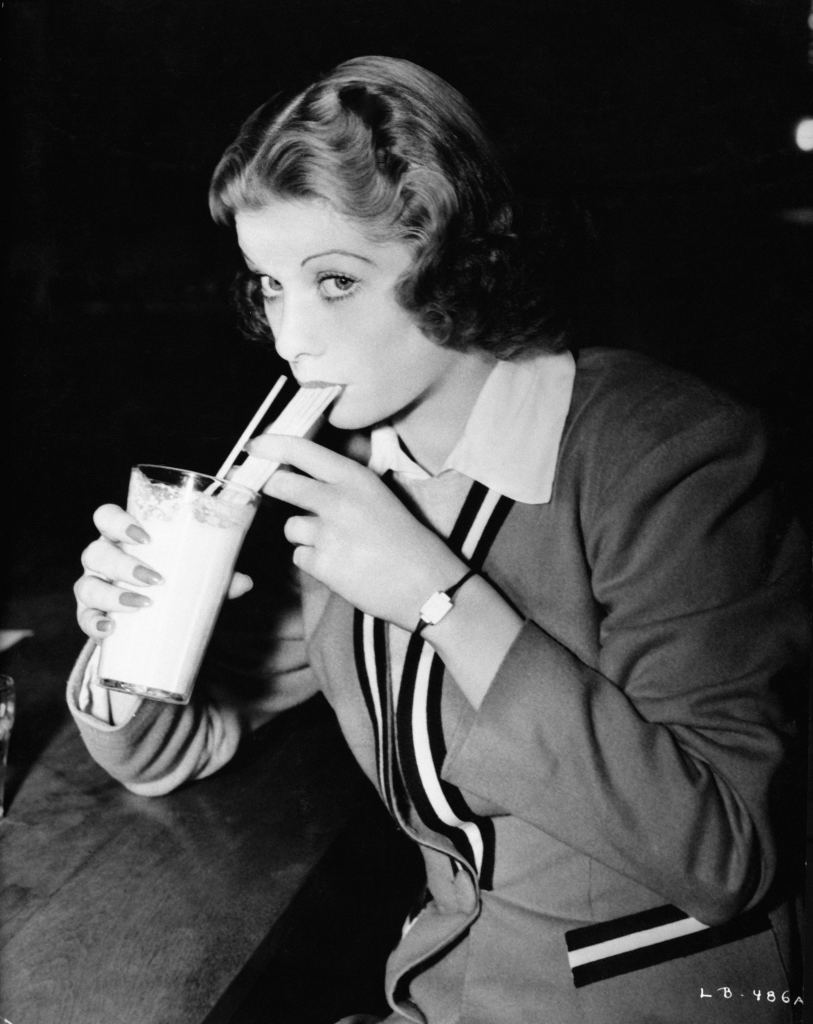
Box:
[73,503,255,641]
[73,503,163,641]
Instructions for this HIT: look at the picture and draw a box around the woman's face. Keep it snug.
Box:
[234,197,482,435]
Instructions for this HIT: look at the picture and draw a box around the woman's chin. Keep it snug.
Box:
[326,397,380,432]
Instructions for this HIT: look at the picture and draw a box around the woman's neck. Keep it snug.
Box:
[393,351,496,474]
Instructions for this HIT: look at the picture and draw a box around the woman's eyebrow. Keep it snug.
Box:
[302,249,374,266]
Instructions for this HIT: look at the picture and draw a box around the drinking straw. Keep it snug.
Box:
[214,375,288,481]
[226,384,341,493]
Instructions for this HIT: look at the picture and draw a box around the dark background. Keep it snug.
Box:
[4,0,813,595]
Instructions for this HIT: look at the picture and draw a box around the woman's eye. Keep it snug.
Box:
[259,275,282,300]
[318,274,358,300]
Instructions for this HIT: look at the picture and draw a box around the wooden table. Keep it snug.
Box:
[0,586,372,1024]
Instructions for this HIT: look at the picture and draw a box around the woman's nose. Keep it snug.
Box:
[268,298,325,363]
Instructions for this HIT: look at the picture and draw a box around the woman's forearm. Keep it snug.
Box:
[421,574,524,710]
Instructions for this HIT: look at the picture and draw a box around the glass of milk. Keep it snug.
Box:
[98,464,260,704]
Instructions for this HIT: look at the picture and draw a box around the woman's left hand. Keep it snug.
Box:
[248,434,467,630]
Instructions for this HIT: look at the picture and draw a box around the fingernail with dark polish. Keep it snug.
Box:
[133,564,163,585]
[119,591,152,608]
[97,617,113,633]
[126,524,150,544]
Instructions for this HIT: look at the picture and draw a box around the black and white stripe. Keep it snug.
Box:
[353,611,393,809]
[354,480,513,887]
[565,904,771,987]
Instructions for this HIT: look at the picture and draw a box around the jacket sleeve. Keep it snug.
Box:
[67,587,320,797]
[443,401,810,924]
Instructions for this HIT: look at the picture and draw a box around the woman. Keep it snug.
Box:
[70,56,809,1023]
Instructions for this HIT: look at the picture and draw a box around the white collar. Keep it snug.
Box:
[368,350,575,504]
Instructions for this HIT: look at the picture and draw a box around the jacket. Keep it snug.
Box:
[68,349,810,1023]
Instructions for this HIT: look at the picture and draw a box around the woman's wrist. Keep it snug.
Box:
[394,543,469,633]
[420,573,523,709]
[415,568,478,634]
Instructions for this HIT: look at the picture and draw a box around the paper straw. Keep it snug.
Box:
[225,383,342,493]
[213,375,288,481]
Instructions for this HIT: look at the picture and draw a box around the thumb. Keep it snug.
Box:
[227,571,254,600]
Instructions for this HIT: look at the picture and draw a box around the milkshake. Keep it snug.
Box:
[99,465,259,704]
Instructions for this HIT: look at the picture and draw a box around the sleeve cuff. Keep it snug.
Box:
[441,619,567,803]
[68,641,143,730]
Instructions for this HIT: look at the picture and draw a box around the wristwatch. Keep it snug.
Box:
[415,569,477,634]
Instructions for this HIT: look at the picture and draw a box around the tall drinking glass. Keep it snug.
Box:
[0,675,15,819]
[98,465,259,704]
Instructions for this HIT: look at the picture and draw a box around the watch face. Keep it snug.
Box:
[420,591,454,626]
